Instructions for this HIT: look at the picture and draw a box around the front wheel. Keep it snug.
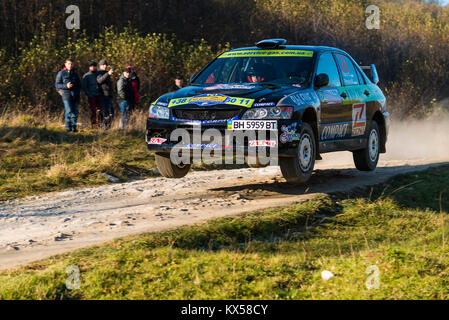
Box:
[155,153,191,178]
[279,123,316,184]
[353,121,380,171]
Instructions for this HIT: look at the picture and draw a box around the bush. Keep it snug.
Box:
[1,27,227,115]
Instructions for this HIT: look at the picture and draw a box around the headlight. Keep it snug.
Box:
[148,104,170,120]
[242,107,293,120]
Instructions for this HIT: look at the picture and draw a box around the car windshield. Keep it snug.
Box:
[192,49,315,86]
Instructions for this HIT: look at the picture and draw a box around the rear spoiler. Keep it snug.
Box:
[360,64,379,84]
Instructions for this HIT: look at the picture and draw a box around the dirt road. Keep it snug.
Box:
[1,150,448,270]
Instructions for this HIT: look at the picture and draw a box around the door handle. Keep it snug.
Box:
[364,90,370,96]
[340,92,347,99]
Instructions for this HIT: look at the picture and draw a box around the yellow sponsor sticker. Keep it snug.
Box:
[219,50,314,58]
[168,95,254,108]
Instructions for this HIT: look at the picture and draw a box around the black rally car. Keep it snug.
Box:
[146,39,389,183]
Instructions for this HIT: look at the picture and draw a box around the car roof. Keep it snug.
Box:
[228,45,349,55]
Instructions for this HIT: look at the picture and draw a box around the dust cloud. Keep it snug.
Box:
[319,113,449,167]
[384,115,449,161]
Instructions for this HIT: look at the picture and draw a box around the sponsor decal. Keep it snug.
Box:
[289,92,315,105]
[183,144,231,149]
[156,101,168,107]
[249,140,277,148]
[148,137,167,145]
[320,123,350,141]
[172,118,235,124]
[336,53,350,73]
[253,102,276,107]
[280,134,289,144]
[352,103,367,136]
[292,84,302,88]
[168,94,254,108]
[203,84,255,91]
[280,123,300,143]
[336,53,359,86]
[219,50,314,59]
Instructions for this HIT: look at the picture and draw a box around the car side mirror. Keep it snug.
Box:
[314,73,329,88]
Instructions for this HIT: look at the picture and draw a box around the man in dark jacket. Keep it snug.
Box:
[97,59,115,129]
[117,68,135,129]
[168,75,184,92]
[82,61,103,127]
[55,59,81,132]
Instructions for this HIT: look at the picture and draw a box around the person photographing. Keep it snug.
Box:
[97,60,115,129]
[117,67,135,129]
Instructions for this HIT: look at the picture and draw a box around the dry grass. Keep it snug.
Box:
[0,112,156,200]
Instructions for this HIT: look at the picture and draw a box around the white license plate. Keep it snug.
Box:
[228,120,277,131]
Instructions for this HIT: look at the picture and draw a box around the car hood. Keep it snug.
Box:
[156,83,306,108]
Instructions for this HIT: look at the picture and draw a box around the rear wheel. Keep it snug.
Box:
[155,153,191,178]
[353,121,380,171]
[279,123,316,184]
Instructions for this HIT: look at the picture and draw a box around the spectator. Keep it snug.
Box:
[168,75,184,92]
[82,61,103,127]
[127,65,141,106]
[97,59,115,129]
[117,68,135,129]
[55,59,81,132]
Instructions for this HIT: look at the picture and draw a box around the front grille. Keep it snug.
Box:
[172,109,241,121]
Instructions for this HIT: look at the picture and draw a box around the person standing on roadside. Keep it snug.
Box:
[97,59,115,129]
[55,59,81,132]
[127,66,140,106]
[117,68,135,129]
[82,61,103,128]
[168,75,184,92]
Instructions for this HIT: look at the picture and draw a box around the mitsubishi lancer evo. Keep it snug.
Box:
[146,39,390,183]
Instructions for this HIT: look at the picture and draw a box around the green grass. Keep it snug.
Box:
[0,118,158,201]
[0,166,448,299]
[0,115,248,201]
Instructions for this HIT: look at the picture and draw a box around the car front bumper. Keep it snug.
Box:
[145,118,302,157]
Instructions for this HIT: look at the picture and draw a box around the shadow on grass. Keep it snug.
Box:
[210,163,449,201]
[364,165,449,213]
[0,126,98,144]
[132,165,449,254]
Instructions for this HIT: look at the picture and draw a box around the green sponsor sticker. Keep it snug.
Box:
[219,49,314,58]
[168,95,254,108]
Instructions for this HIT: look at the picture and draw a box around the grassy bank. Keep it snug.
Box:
[0,114,247,201]
[0,114,157,201]
[0,165,448,299]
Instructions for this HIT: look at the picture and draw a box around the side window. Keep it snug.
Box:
[335,53,359,86]
[316,52,341,87]
[355,66,366,85]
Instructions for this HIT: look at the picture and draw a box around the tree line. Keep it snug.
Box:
[0,0,448,118]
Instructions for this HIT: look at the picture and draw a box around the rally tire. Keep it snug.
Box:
[353,121,380,171]
[279,123,316,184]
[155,153,191,178]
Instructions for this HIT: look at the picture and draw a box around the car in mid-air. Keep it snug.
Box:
[146,39,389,183]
